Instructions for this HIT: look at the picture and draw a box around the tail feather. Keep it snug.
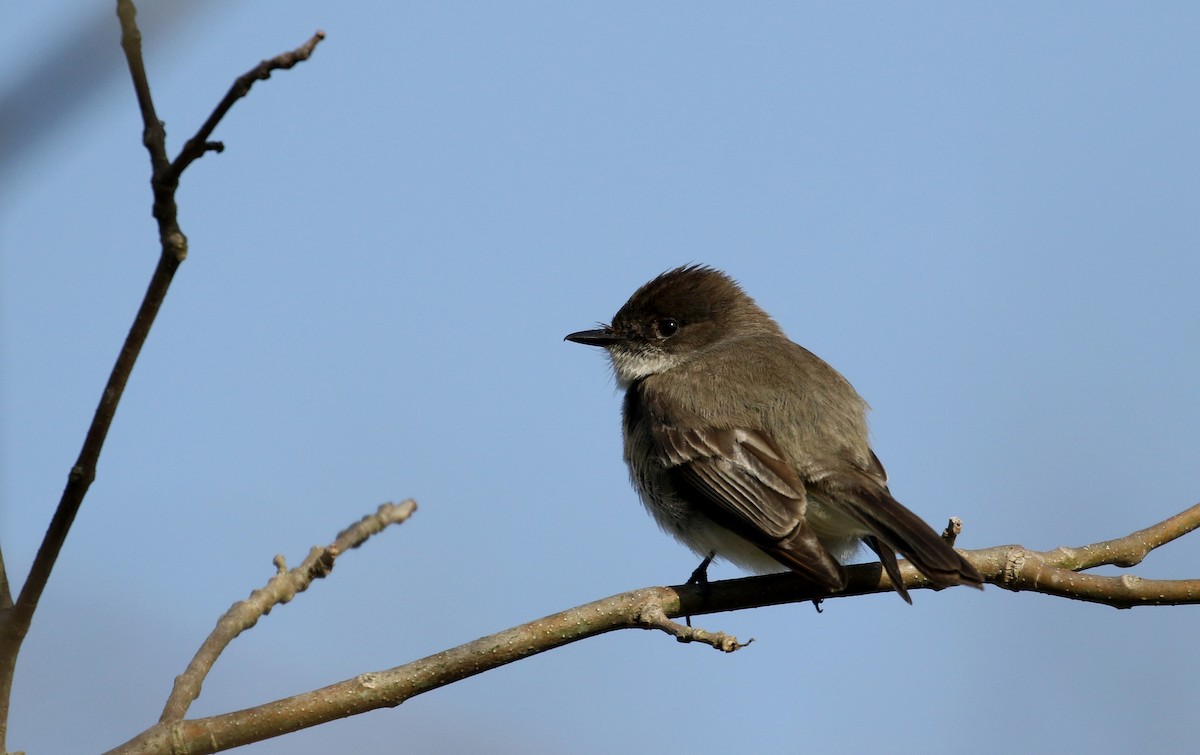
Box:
[863,535,912,604]
[826,476,983,597]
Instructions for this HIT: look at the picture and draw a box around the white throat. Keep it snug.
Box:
[608,346,682,388]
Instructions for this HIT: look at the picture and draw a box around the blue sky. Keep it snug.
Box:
[3,3,1198,753]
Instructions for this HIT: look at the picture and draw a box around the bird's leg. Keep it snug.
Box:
[684,553,715,627]
[687,553,714,586]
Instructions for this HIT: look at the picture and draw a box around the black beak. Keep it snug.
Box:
[565,327,622,347]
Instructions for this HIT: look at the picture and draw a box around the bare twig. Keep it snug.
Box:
[941,517,963,546]
[635,604,750,652]
[0,5,326,750]
[160,501,417,722]
[106,503,1200,755]
[172,30,325,175]
[0,6,179,745]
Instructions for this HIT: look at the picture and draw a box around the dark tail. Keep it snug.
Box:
[827,476,983,602]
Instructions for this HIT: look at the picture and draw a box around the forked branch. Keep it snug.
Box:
[159,501,417,722]
[107,502,1199,755]
[0,6,326,751]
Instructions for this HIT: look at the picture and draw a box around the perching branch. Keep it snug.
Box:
[972,501,1200,608]
[106,502,1199,755]
[0,5,325,751]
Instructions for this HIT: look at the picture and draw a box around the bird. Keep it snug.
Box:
[565,264,983,603]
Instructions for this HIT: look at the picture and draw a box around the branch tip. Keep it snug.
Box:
[636,604,749,653]
[156,499,418,723]
[941,517,963,546]
[171,29,328,176]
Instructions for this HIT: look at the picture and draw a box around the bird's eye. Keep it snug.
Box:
[654,318,680,338]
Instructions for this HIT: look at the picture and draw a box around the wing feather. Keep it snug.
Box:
[654,424,845,590]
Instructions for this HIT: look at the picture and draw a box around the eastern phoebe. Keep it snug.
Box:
[566,264,982,602]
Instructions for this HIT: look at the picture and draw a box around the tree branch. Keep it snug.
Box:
[172,29,325,176]
[975,501,1200,609]
[0,5,326,751]
[159,501,417,722]
[106,502,1200,755]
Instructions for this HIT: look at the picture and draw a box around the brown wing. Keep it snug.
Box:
[655,425,846,591]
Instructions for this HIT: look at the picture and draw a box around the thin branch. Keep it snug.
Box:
[998,557,1199,608]
[635,604,751,652]
[160,501,417,722]
[172,30,325,176]
[108,584,700,754]
[0,7,177,746]
[971,501,1200,609]
[106,503,1200,755]
[0,6,326,750]
[1046,501,1200,570]
[118,0,169,179]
